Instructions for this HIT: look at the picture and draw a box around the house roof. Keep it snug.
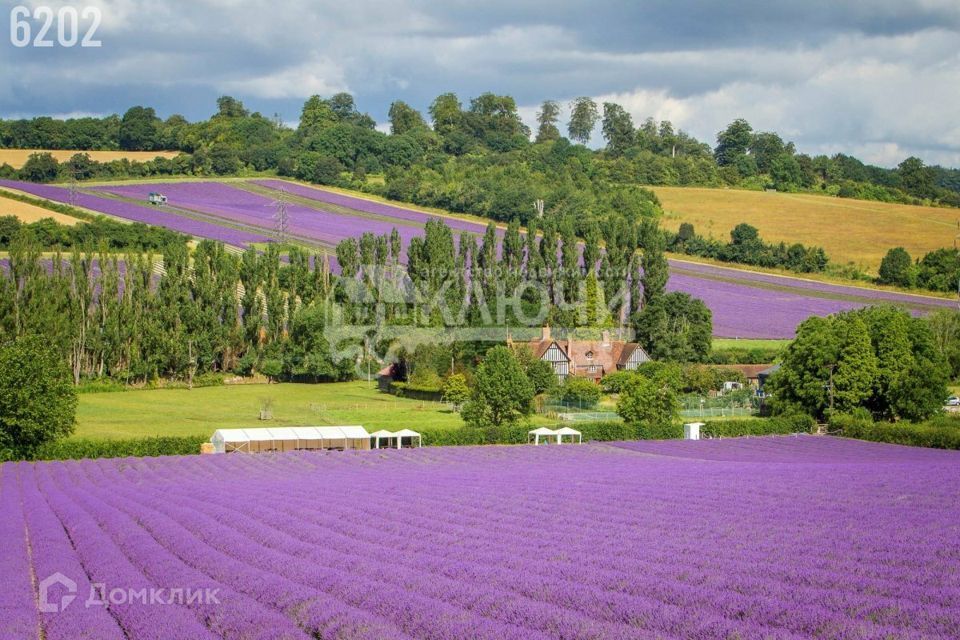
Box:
[713,364,775,379]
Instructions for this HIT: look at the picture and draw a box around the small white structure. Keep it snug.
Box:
[393,429,422,448]
[684,422,704,441]
[147,192,167,205]
[210,426,370,454]
[529,427,559,445]
[370,429,397,449]
[555,426,583,444]
[370,429,423,449]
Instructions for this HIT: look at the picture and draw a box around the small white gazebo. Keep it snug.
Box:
[393,429,423,448]
[528,427,559,445]
[555,426,583,444]
[370,429,422,449]
[370,429,397,449]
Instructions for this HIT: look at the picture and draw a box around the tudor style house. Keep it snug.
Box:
[518,326,651,383]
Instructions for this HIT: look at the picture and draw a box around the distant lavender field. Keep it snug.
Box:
[93,182,437,256]
[3,436,959,639]
[0,180,268,247]
[7,178,956,338]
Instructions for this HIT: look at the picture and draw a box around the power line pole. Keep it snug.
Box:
[268,188,290,244]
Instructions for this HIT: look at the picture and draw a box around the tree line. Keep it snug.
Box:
[3,93,957,212]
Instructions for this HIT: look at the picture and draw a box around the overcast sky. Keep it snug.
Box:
[2,0,959,167]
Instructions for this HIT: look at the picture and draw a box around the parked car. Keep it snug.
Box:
[946,396,960,407]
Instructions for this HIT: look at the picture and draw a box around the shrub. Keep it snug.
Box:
[0,336,77,460]
[830,413,960,450]
[20,435,210,462]
[600,371,634,394]
[559,376,602,407]
[701,415,814,438]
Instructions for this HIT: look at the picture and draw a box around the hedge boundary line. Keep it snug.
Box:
[830,413,960,450]
[1,415,816,462]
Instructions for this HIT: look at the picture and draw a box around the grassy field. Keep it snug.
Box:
[73,381,486,439]
[653,186,958,272]
[712,338,791,351]
[0,149,180,168]
[0,193,80,225]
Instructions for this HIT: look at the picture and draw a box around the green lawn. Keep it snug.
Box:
[712,338,790,351]
[75,381,480,440]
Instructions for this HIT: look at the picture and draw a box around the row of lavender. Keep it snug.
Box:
[3,437,959,639]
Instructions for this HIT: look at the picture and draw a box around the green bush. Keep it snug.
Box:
[25,435,209,461]
[558,377,602,407]
[701,414,814,438]
[416,421,637,447]
[830,413,960,450]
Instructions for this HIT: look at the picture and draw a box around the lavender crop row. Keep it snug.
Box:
[0,181,269,248]
[3,436,960,639]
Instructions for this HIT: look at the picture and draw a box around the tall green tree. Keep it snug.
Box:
[462,345,534,427]
[388,101,428,135]
[535,100,561,143]
[714,118,753,167]
[0,335,77,459]
[567,97,599,144]
[601,102,635,156]
[878,247,915,287]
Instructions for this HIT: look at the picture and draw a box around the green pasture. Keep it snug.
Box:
[74,381,493,440]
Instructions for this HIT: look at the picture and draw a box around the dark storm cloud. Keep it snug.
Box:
[1,0,958,166]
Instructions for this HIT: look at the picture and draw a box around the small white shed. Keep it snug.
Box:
[683,422,705,441]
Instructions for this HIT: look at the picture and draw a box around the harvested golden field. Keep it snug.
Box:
[0,193,79,225]
[0,149,179,168]
[652,186,959,272]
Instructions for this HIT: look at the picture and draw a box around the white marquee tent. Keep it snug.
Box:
[555,426,583,444]
[370,428,423,449]
[210,426,370,454]
[529,427,582,445]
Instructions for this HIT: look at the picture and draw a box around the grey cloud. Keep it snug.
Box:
[1,0,958,166]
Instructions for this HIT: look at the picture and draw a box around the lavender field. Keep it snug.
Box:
[4,177,956,338]
[2,436,959,639]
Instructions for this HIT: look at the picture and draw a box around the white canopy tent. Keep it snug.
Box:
[369,429,397,449]
[210,426,370,454]
[370,429,422,449]
[528,427,559,445]
[393,429,423,448]
[555,426,583,444]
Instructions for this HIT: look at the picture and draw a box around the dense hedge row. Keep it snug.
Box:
[702,414,815,438]
[28,436,208,461]
[388,381,444,401]
[417,416,813,447]
[830,413,960,450]
[2,416,819,463]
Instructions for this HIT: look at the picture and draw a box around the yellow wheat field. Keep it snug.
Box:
[652,186,959,272]
[0,149,180,168]
[0,193,80,225]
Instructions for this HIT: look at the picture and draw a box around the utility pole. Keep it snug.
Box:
[825,363,836,413]
[268,188,290,244]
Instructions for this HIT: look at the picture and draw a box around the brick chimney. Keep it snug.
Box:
[602,330,611,346]
[542,325,551,341]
